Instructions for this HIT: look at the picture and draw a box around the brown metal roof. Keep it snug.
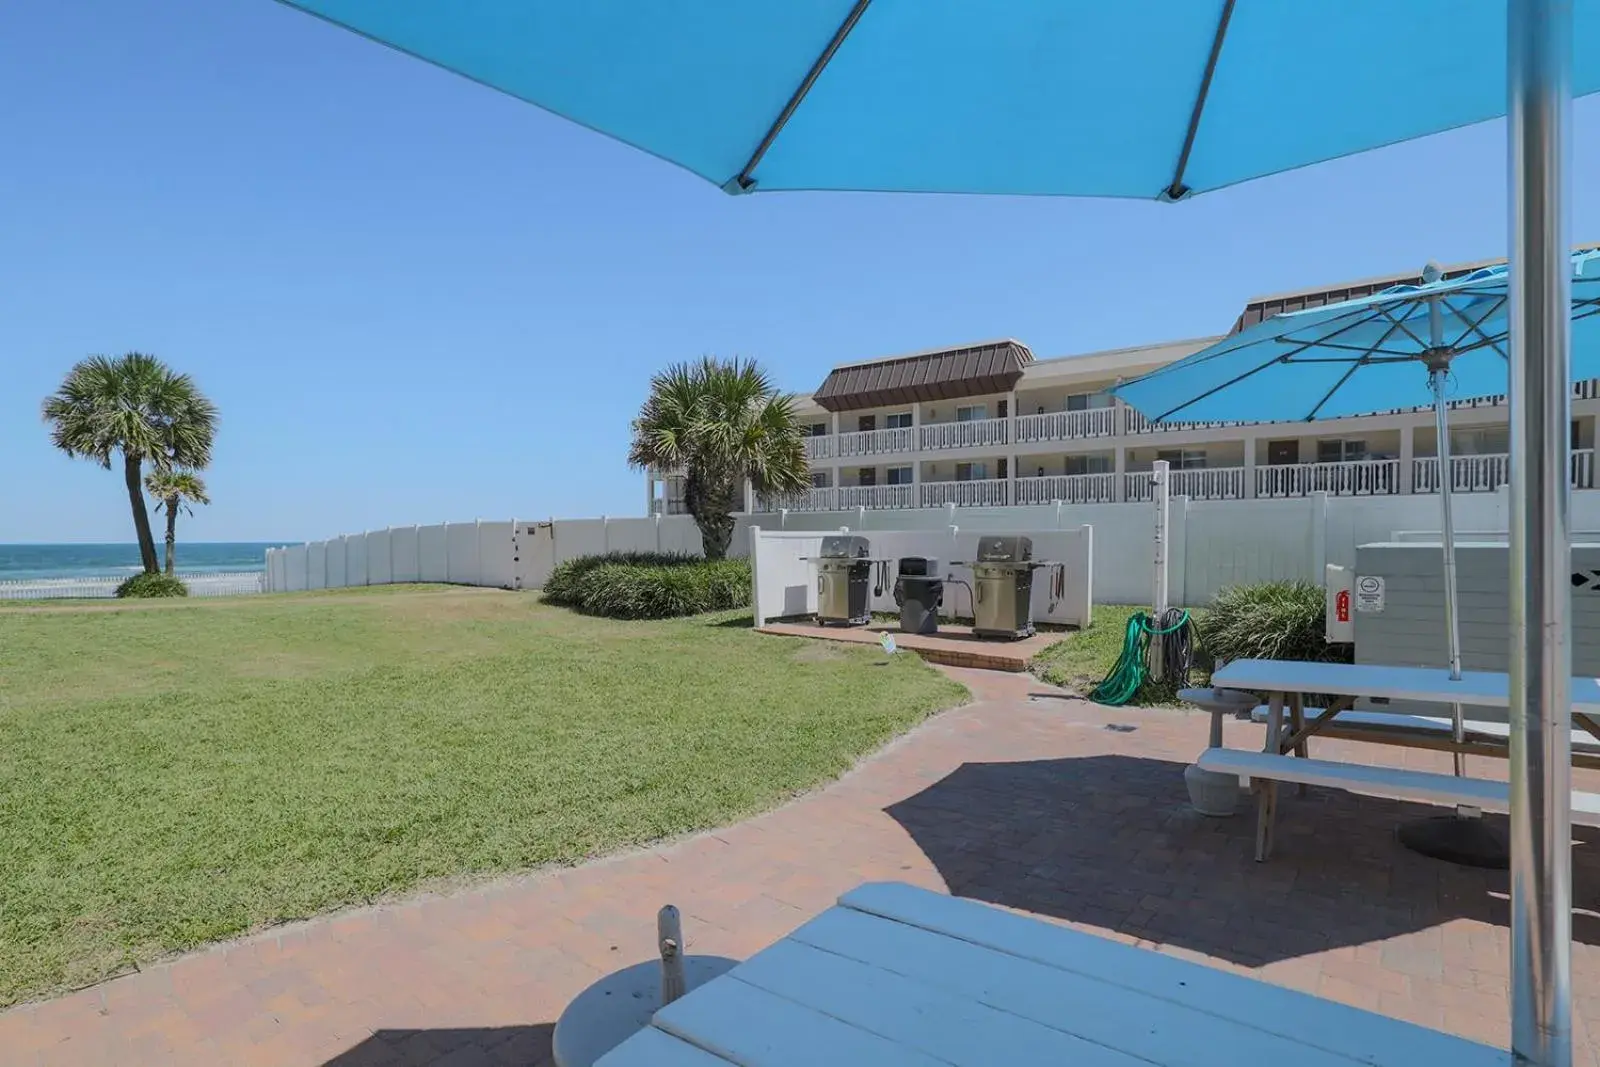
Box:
[812,340,1034,412]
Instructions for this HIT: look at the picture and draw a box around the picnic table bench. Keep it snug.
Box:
[1207,659,1600,860]
[594,882,1504,1066]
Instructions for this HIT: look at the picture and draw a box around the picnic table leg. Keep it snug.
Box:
[1289,693,1309,797]
[1255,691,1285,862]
[1208,708,1225,748]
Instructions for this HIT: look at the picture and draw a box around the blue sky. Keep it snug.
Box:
[6,0,1600,543]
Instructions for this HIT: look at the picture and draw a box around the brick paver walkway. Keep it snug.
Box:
[4,666,1599,1066]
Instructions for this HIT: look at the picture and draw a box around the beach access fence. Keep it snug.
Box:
[0,572,265,601]
[261,486,1600,608]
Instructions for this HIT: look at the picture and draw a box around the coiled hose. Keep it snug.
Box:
[1088,607,1195,707]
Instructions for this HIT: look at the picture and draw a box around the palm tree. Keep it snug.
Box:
[144,470,210,576]
[42,354,219,574]
[628,357,809,559]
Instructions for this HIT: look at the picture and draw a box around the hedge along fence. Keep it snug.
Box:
[543,552,752,620]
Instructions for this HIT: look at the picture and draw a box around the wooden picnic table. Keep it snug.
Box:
[594,882,1504,1066]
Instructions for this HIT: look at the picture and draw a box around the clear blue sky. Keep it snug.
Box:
[6,0,1600,544]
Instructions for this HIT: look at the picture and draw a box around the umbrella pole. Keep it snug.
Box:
[1508,2,1574,1065]
[1427,333,1468,778]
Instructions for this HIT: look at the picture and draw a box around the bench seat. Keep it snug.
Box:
[1247,705,1600,752]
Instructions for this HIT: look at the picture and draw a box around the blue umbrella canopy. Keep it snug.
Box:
[1111,251,1600,423]
[277,1,1600,199]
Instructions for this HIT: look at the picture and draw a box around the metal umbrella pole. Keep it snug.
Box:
[1425,283,1469,778]
[1508,2,1574,1065]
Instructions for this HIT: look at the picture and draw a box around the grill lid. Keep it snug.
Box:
[819,534,871,559]
[977,535,1033,563]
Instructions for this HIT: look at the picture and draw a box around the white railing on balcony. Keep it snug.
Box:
[757,487,838,512]
[1256,459,1400,498]
[1413,449,1597,492]
[1013,473,1116,505]
[918,417,1010,451]
[1120,404,1232,435]
[836,426,915,458]
[1123,467,1248,501]
[837,483,916,509]
[803,435,834,460]
[919,479,1010,508]
[1013,408,1117,443]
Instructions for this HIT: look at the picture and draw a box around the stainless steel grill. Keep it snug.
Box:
[814,535,873,626]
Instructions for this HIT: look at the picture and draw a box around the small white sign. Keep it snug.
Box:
[1354,575,1385,613]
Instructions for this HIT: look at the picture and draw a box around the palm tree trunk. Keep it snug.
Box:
[123,454,160,573]
[163,497,178,575]
[686,470,737,560]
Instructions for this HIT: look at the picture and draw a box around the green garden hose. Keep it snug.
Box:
[1089,608,1195,706]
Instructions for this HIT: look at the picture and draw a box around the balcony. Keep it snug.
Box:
[1013,408,1117,443]
[919,478,1010,508]
[919,417,1010,451]
[1120,406,1234,435]
[838,483,916,509]
[1126,467,1248,502]
[1413,449,1595,493]
[1014,473,1116,505]
[837,426,915,458]
[1256,459,1401,497]
[803,435,833,460]
[757,487,838,512]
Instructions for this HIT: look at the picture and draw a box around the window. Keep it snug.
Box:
[1316,439,1368,463]
[1156,449,1208,470]
[1066,393,1090,412]
[809,422,828,438]
[886,466,914,485]
[955,462,988,481]
[857,468,876,486]
[885,411,913,429]
[1066,455,1113,475]
[810,471,831,488]
[956,404,987,422]
[857,415,876,432]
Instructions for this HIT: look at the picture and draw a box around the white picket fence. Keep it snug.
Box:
[0,572,265,601]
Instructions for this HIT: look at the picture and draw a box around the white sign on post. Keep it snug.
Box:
[1354,575,1386,613]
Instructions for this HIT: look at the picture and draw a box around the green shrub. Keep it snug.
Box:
[115,572,189,599]
[546,554,751,619]
[543,551,699,607]
[1199,580,1349,668]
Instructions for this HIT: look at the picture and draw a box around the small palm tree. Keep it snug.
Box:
[42,353,219,574]
[629,357,809,559]
[144,470,210,576]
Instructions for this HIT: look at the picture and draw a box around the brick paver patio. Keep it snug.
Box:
[4,666,1599,1066]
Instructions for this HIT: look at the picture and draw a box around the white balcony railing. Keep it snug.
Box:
[837,483,916,509]
[1123,466,1248,501]
[1013,408,1117,443]
[1256,459,1401,497]
[803,435,834,460]
[757,487,837,512]
[836,426,915,458]
[1120,404,1233,435]
[1014,473,1116,505]
[1413,449,1597,492]
[918,478,1010,507]
[918,417,1010,451]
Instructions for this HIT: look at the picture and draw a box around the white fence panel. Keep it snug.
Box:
[284,545,309,592]
[268,548,287,592]
[418,524,449,582]
[1181,496,1318,604]
[445,522,482,585]
[389,526,419,583]
[660,516,704,556]
[554,518,607,564]
[305,542,326,590]
[326,537,347,588]
[750,528,830,625]
[366,529,393,585]
[345,533,368,587]
[604,517,661,554]
[518,523,557,589]
[477,521,517,588]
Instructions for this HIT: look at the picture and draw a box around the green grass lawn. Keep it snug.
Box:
[0,587,965,1006]
[1031,605,1210,704]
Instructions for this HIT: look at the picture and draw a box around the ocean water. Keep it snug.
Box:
[0,543,278,582]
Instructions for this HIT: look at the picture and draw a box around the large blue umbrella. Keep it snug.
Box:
[1114,250,1600,801]
[274,2,1594,1061]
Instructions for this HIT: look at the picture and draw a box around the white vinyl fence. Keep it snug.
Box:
[0,572,265,601]
[749,524,1095,628]
[263,515,705,594]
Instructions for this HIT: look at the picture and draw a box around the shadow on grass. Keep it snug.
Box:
[322,1024,553,1066]
[886,753,1600,967]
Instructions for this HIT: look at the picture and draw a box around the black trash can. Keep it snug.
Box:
[893,557,943,635]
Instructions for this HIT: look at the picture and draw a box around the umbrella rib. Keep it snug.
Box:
[1304,314,1412,419]
[729,0,873,192]
[1161,0,1236,202]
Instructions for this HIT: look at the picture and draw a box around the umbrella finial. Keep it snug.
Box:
[1422,261,1444,284]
